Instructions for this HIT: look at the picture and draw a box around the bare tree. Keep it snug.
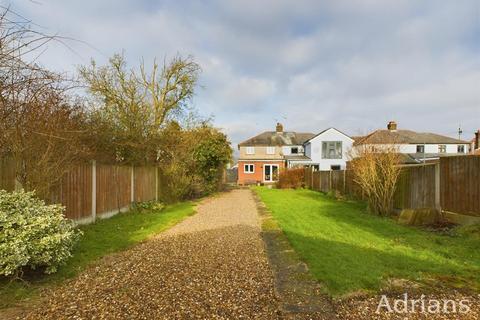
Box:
[79,53,200,164]
[0,7,88,196]
[349,145,401,216]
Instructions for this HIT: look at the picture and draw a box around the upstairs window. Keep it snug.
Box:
[291,147,299,154]
[457,145,465,153]
[246,146,255,155]
[438,145,446,153]
[322,141,342,159]
[416,145,425,153]
[244,164,254,173]
[266,146,275,155]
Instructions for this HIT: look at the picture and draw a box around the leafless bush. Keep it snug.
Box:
[349,146,401,216]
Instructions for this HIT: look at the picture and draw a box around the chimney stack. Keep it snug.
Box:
[387,121,397,132]
[276,122,283,133]
[475,130,480,150]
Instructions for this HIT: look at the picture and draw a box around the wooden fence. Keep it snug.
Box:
[0,160,159,224]
[304,155,480,221]
[441,156,480,217]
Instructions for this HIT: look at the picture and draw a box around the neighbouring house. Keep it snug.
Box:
[303,128,354,171]
[471,130,480,155]
[237,124,355,184]
[353,121,471,164]
[237,123,314,185]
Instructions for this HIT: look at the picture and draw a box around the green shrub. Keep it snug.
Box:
[0,190,82,277]
[132,200,165,212]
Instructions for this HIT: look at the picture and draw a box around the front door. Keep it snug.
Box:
[264,164,279,182]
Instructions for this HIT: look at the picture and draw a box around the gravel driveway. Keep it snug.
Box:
[22,189,282,319]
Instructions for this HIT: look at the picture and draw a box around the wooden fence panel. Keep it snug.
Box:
[344,170,363,199]
[319,171,330,193]
[331,171,345,193]
[311,172,320,191]
[441,156,480,216]
[0,157,16,191]
[393,165,436,210]
[50,164,92,220]
[96,165,131,215]
[134,166,156,202]
[304,168,312,189]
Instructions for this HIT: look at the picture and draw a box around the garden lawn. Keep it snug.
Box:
[0,201,195,309]
[254,187,480,296]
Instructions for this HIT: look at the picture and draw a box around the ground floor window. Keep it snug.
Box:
[457,145,465,153]
[244,164,254,173]
[264,164,279,182]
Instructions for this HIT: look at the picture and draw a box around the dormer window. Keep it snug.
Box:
[457,145,465,153]
[291,147,299,154]
[416,145,425,153]
[438,145,446,153]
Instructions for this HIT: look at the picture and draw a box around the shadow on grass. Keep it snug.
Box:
[291,190,480,266]
[283,230,479,296]
[254,187,480,296]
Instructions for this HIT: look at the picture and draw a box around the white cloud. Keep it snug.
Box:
[5,0,479,146]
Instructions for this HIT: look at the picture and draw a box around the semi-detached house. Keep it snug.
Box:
[237,121,471,185]
[237,123,352,185]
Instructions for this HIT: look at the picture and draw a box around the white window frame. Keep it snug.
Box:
[438,145,446,153]
[263,164,279,182]
[244,164,254,174]
[457,145,465,153]
[291,147,299,154]
[266,146,275,155]
[246,146,255,155]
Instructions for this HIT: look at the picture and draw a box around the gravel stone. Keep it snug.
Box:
[21,189,281,319]
[13,189,478,320]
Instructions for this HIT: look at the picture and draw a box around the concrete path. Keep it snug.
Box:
[23,189,282,319]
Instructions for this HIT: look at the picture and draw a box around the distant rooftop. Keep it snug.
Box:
[355,121,468,145]
[238,123,314,147]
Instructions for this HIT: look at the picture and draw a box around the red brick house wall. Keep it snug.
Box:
[237,160,285,185]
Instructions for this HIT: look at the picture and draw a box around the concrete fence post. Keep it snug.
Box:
[155,167,159,201]
[91,160,96,221]
[131,165,135,203]
[435,162,441,213]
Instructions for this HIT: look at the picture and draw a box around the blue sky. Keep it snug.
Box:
[4,0,480,147]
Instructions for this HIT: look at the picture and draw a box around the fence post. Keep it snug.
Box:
[311,167,315,189]
[91,160,96,221]
[318,170,322,190]
[155,167,159,201]
[329,170,332,192]
[435,162,441,213]
[343,170,346,194]
[131,165,135,203]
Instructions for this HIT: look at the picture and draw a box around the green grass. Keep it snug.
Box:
[0,201,195,309]
[254,187,480,296]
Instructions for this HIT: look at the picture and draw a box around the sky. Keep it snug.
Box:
[4,0,480,148]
